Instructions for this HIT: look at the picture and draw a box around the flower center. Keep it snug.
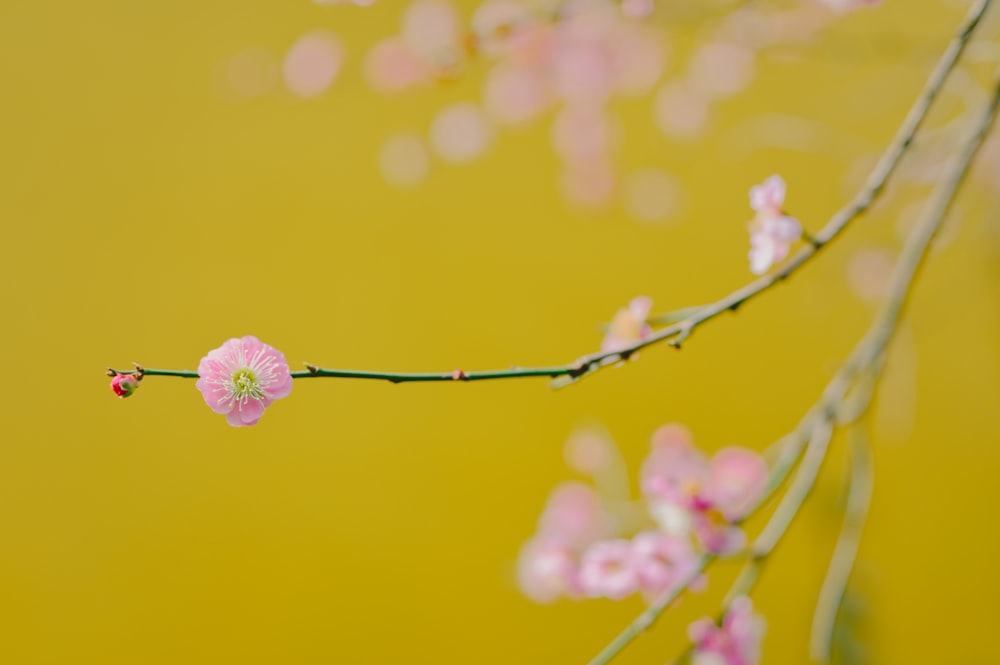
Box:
[230,368,263,401]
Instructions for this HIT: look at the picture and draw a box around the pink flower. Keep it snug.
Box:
[747,175,802,275]
[578,539,639,600]
[601,296,653,355]
[516,537,580,603]
[110,373,139,398]
[688,596,766,665]
[537,481,613,550]
[196,336,293,427]
[631,531,701,597]
[641,425,767,555]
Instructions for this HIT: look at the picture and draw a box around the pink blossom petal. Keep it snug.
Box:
[707,448,768,520]
[689,42,756,99]
[379,133,431,188]
[283,31,342,99]
[561,158,615,209]
[578,539,639,600]
[429,103,494,163]
[748,175,786,213]
[365,37,429,93]
[402,0,460,57]
[552,106,613,162]
[516,538,578,603]
[483,65,550,126]
[538,481,610,549]
[655,82,709,140]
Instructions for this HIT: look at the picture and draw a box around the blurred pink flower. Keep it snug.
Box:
[538,481,612,550]
[631,531,701,597]
[747,175,802,275]
[601,296,653,355]
[516,537,580,603]
[688,596,766,665]
[621,0,654,20]
[283,31,342,99]
[641,425,767,555]
[402,1,461,58]
[364,37,430,93]
[579,539,639,599]
[483,65,550,126]
[561,157,616,209]
[110,373,139,398]
[196,336,293,427]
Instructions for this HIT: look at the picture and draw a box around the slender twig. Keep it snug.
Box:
[106,0,990,389]
[589,55,1000,665]
[810,420,875,664]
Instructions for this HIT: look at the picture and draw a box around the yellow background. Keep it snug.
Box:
[1,1,999,663]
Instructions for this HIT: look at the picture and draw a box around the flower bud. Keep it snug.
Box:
[110,373,140,398]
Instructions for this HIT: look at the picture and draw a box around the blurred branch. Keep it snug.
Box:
[588,53,1000,665]
[810,420,875,664]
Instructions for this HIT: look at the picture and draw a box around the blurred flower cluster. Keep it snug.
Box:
[517,424,767,603]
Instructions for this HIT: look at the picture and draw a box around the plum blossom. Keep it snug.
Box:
[578,539,639,599]
[196,336,293,427]
[516,537,580,603]
[688,596,766,665]
[110,373,139,398]
[515,481,615,602]
[601,296,653,355]
[747,175,803,275]
[641,424,767,555]
[631,531,702,597]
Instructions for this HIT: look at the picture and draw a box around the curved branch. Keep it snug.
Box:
[587,52,1000,665]
[106,0,990,389]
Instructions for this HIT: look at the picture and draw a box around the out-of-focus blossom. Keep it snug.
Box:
[688,596,766,665]
[689,42,756,99]
[631,531,701,597]
[110,373,139,398]
[747,175,802,275]
[196,336,293,427]
[561,157,616,209]
[565,429,616,476]
[379,133,431,188]
[365,37,430,93]
[429,103,495,163]
[552,106,613,162]
[283,31,342,99]
[578,539,639,599]
[623,169,681,224]
[642,425,767,555]
[655,82,709,141]
[538,482,612,550]
[816,0,881,12]
[621,0,654,20]
[402,1,462,58]
[516,537,580,603]
[601,296,653,355]
[483,65,550,125]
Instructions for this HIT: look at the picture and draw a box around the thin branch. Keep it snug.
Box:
[105,0,990,390]
[588,53,1000,665]
[810,420,874,664]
